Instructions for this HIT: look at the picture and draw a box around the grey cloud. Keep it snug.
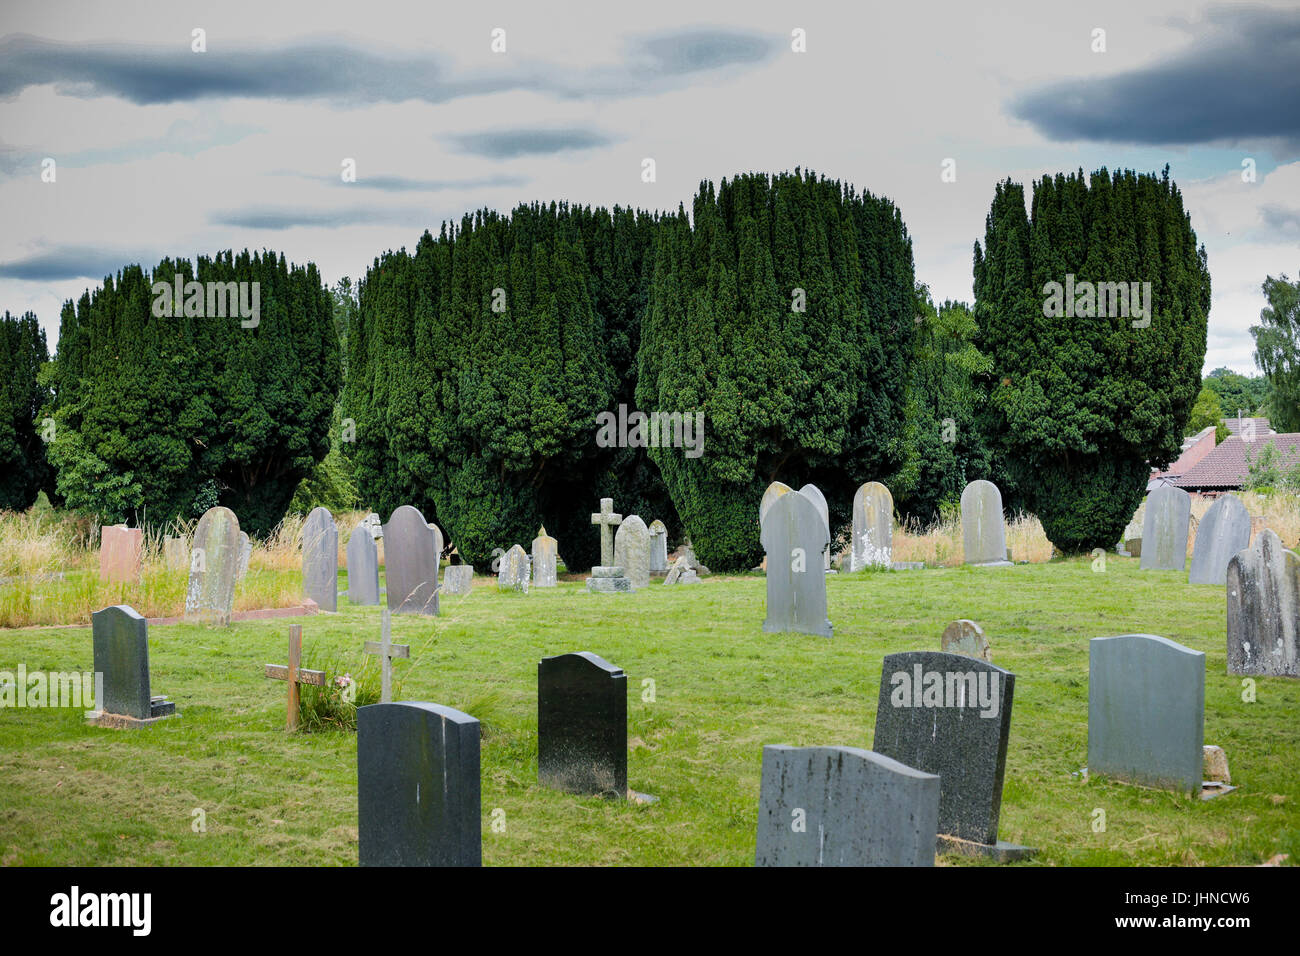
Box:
[630,29,776,76]
[211,205,427,230]
[0,246,156,281]
[1261,204,1300,233]
[450,127,617,159]
[331,173,528,192]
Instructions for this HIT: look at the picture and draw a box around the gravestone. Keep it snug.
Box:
[851,482,893,571]
[613,515,651,589]
[587,498,632,594]
[531,527,558,588]
[383,506,439,615]
[302,507,338,612]
[1189,494,1251,585]
[442,565,474,595]
[960,480,1011,566]
[362,512,383,539]
[364,609,409,704]
[99,525,143,584]
[1140,484,1192,571]
[664,555,699,586]
[648,520,668,573]
[759,481,793,527]
[90,605,176,727]
[1088,634,1205,794]
[236,532,251,581]
[941,620,991,661]
[265,624,326,731]
[873,652,1031,860]
[346,525,380,606]
[163,535,189,571]
[760,491,832,638]
[1227,528,1300,677]
[798,484,832,571]
[184,506,242,625]
[538,652,627,797]
[755,745,939,867]
[497,543,530,593]
[428,523,444,564]
[357,701,480,867]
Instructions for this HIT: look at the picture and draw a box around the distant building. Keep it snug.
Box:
[1150,417,1296,495]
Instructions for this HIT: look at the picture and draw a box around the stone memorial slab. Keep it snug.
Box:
[1088,634,1204,794]
[184,506,242,625]
[497,543,531,593]
[1190,494,1251,585]
[383,506,439,615]
[755,745,939,867]
[961,480,1011,566]
[1227,529,1300,677]
[941,620,991,661]
[1140,484,1192,571]
[301,508,338,611]
[851,482,893,571]
[98,525,143,584]
[538,652,627,797]
[346,525,380,605]
[443,564,474,595]
[648,520,668,573]
[587,499,631,593]
[531,527,558,588]
[236,531,251,581]
[428,523,444,564]
[759,481,793,527]
[90,605,176,726]
[163,535,189,571]
[873,651,1030,860]
[362,512,383,539]
[760,491,832,638]
[614,515,651,589]
[357,701,480,867]
[799,484,832,571]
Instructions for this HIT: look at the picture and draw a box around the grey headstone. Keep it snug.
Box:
[531,527,558,588]
[961,480,1011,566]
[357,701,480,866]
[428,523,444,563]
[613,515,651,589]
[497,543,531,593]
[798,483,832,571]
[852,481,893,570]
[91,605,152,720]
[941,620,991,661]
[1189,494,1251,585]
[538,652,627,796]
[590,498,623,567]
[755,745,939,867]
[1227,528,1300,676]
[382,506,439,615]
[1088,634,1205,794]
[760,491,832,638]
[362,512,383,539]
[1140,484,1192,571]
[648,520,668,573]
[442,564,474,595]
[236,531,251,580]
[184,506,241,624]
[302,508,338,611]
[346,525,380,605]
[663,555,690,586]
[873,651,1015,846]
[759,481,793,526]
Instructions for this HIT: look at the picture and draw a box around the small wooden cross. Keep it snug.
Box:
[265,623,326,730]
[590,497,623,567]
[364,609,409,703]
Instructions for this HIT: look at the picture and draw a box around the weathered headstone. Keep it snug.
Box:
[531,527,558,588]
[382,506,439,615]
[428,523,444,564]
[799,483,832,571]
[364,609,409,704]
[362,512,383,539]
[648,520,668,573]
[357,701,481,867]
[264,623,326,731]
[1189,495,1251,585]
[442,564,474,595]
[851,482,893,571]
[759,481,793,527]
[98,525,143,584]
[1140,484,1192,571]
[873,652,1031,860]
[941,620,991,661]
[960,480,1011,566]
[613,515,651,589]
[302,508,338,612]
[760,491,832,638]
[163,535,189,571]
[90,605,176,727]
[587,498,631,594]
[184,506,242,625]
[663,554,699,586]
[1227,528,1300,677]
[346,525,380,605]
[1088,634,1205,794]
[755,745,939,867]
[236,532,252,580]
[538,652,627,797]
[497,543,530,593]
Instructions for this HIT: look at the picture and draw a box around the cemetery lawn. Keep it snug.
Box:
[1,555,1297,867]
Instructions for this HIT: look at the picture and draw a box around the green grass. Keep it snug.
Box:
[0,555,1297,866]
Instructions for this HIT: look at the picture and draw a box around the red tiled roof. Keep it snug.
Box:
[1172,434,1300,490]
[1224,417,1273,437]
[1150,427,1217,481]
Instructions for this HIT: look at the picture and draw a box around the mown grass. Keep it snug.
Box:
[0,555,1296,866]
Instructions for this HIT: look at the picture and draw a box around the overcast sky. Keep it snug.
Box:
[1,0,1297,373]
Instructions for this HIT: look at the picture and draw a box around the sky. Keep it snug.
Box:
[0,0,1297,374]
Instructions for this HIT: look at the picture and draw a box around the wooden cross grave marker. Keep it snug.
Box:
[265,623,325,730]
[364,608,409,703]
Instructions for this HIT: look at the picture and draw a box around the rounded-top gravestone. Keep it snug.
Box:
[960,480,1011,567]
[852,481,893,571]
[302,507,338,612]
[759,481,793,527]
[1188,493,1251,585]
[799,484,832,571]
[614,516,652,589]
[184,506,242,625]
[382,506,439,615]
[1140,484,1192,572]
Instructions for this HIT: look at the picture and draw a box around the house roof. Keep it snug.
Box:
[1150,427,1217,483]
[1224,416,1273,437]
[1172,434,1300,490]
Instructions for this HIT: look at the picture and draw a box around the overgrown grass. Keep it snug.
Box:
[0,556,1296,866]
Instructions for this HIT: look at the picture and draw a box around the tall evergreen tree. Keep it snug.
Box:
[1251,272,1300,431]
[0,311,52,510]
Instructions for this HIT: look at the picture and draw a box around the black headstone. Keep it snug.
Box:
[537,652,627,797]
[357,701,481,866]
[873,651,1014,846]
[91,605,153,720]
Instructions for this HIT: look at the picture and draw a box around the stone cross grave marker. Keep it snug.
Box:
[90,605,176,728]
[265,623,326,731]
[587,498,632,593]
[364,609,409,703]
[1227,528,1300,677]
[1140,484,1192,571]
[302,507,338,611]
[1189,494,1251,585]
[346,524,380,605]
[531,527,558,588]
[761,490,832,638]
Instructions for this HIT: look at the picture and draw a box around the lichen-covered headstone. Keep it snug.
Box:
[302,507,338,611]
[960,480,1011,566]
[531,527,557,588]
[1140,484,1192,571]
[346,525,380,606]
[613,515,651,589]
[941,620,991,661]
[163,535,189,571]
[537,652,627,797]
[442,564,474,595]
[382,505,439,615]
[236,531,252,581]
[761,491,832,638]
[1227,528,1300,676]
[759,481,793,527]
[184,506,242,625]
[755,745,939,867]
[1189,495,1251,585]
[648,520,668,573]
[99,525,142,584]
[497,543,531,593]
[851,482,893,571]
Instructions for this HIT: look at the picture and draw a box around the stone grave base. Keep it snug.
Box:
[937,833,1037,863]
[586,565,632,593]
[970,560,1014,568]
[1200,781,1237,800]
[891,561,924,571]
[90,698,178,730]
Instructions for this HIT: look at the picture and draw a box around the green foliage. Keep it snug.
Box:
[973,166,1211,552]
[1203,366,1268,420]
[1186,387,1224,436]
[1252,272,1300,431]
[289,405,359,514]
[296,652,384,732]
[0,311,53,510]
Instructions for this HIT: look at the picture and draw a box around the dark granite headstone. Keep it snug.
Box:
[873,651,1030,858]
[346,525,379,606]
[302,506,338,611]
[91,604,175,723]
[537,652,627,796]
[357,701,480,866]
[383,505,439,615]
[1088,634,1205,793]
[755,745,939,867]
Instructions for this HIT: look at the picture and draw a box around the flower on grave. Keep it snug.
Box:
[334,674,354,690]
